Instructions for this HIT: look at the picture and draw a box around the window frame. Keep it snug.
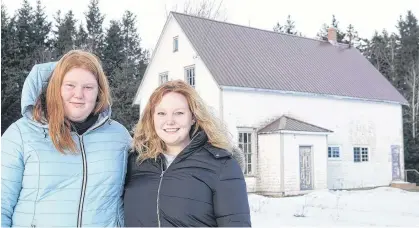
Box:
[238,128,256,176]
[159,72,168,85]
[327,145,341,160]
[184,65,195,88]
[353,146,369,162]
[173,36,179,52]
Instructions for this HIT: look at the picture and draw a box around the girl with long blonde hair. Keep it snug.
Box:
[124,80,251,227]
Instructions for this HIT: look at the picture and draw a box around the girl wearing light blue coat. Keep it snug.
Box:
[1,50,131,227]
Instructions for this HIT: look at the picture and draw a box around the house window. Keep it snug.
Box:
[159,72,168,85]
[173,36,178,52]
[354,147,369,162]
[328,146,340,158]
[238,132,253,175]
[185,66,195,87]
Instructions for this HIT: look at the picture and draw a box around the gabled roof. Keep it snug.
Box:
[172,12,408,105]
[258,115,333,134]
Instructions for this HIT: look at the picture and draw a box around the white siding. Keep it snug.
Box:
[257,134,281,194]
[222,89,404,189]
[134,16,220,116]
[244,177,257,193]
[282,133,328,194]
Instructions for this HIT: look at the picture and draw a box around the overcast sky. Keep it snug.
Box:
[2,0,418,52]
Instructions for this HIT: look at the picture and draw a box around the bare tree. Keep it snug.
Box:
[165,0,227,21]
[406,58,419,139]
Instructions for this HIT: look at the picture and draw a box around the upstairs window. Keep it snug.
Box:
[173,36,178,52]
[185,66,195,88]
[159,72,168,85]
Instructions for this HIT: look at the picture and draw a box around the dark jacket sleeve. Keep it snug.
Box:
[213,157,251,227]
[124,151,137,189]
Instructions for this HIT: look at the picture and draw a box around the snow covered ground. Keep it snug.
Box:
[249,187,419,227]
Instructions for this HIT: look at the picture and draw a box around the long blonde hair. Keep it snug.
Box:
[133,80,232,161]
[33,50,112,153]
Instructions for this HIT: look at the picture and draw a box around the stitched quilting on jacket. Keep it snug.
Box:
[1,62,132,227]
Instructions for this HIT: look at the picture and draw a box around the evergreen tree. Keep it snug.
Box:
[109,10,148,131]
[1,4,19,71]
[102,20,125,83]
[15,0,35,69]
[121,10,144,78]
[273,15,300,35]
[1,4,22,133]
[343,24,360,48]
[85,0,105,56]
[1,0,40,133]
[53,10,77,57]
[75,22,88,50]
[32,0,52,63]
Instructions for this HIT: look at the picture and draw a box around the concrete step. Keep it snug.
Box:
[390,181,419,191]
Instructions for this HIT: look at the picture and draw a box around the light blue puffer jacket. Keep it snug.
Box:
[1,62,132,227]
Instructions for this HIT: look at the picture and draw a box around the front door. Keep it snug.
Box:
[299,146,313,190]
[391,145,401,181]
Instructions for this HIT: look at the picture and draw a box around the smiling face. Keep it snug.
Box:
[153,92,195,155]
[61,68,99,122]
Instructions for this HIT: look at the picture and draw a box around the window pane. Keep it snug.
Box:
[173,37,178,51]
[247,164,252,174]
[243,133,247,143]
[362,148,368,161]
[333,148,339,157]
[354,148,360,162]
[362,154,368,161]
[239,133,243,143]
[248,153,252,163]
[248,133,252,143]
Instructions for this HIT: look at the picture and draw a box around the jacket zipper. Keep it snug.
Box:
[157,160,165,228]
[75,117,109,227]
[76,135,87,228]
[155,133,200,227]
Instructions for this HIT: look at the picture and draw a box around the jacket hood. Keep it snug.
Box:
[21,62,112,129]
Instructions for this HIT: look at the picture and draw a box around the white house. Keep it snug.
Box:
[133,12,408,196]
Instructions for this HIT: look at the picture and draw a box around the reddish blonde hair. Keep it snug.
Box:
[133,80,232,161]
[33,50,112,153]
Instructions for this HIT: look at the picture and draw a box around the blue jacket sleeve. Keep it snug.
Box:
[1,123,25,227]
[213,158,252,227]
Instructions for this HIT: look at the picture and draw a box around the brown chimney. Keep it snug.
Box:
[327,27,337,45]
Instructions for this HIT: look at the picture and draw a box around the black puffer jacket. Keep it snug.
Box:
[124,131,251,227]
